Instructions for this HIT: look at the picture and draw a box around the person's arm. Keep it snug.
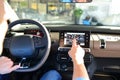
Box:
[0,0,20,74]
[0,0,8,55]
[0,21,8,55]
[0,0,19,54]
[68,39,90,80]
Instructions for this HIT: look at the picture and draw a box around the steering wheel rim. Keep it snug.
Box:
[6,19,51,72]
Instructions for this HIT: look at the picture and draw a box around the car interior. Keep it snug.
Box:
[1,0,120,80]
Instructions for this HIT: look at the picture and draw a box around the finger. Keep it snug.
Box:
[9,65,20,72]
[68,50,71,55]
[72,38,77,47]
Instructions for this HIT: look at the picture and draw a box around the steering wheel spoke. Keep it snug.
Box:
[32,36,46,48]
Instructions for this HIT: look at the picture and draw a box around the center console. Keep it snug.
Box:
[56,31,92,71]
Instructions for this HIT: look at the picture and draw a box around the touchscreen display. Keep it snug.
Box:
[64,32,85,46]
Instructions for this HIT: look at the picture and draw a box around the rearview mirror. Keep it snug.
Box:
[60,0,92,3]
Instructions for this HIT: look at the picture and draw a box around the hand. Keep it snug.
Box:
[0,56,20,74]
[68,39,85,64]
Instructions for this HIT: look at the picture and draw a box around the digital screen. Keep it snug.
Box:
[64,32,85,46]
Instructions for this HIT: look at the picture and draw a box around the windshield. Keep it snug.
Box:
[9,0,120,26]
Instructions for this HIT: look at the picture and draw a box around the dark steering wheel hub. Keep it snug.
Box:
[10,35,35,58]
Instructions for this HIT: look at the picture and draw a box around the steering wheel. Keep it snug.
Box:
[3,19,51,72]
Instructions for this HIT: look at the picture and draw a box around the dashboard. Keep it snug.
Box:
[6,25,120,79]
[22,28,120,58]
[51,33,120,58]
[4,17,120,79]
[90,33,120,58]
